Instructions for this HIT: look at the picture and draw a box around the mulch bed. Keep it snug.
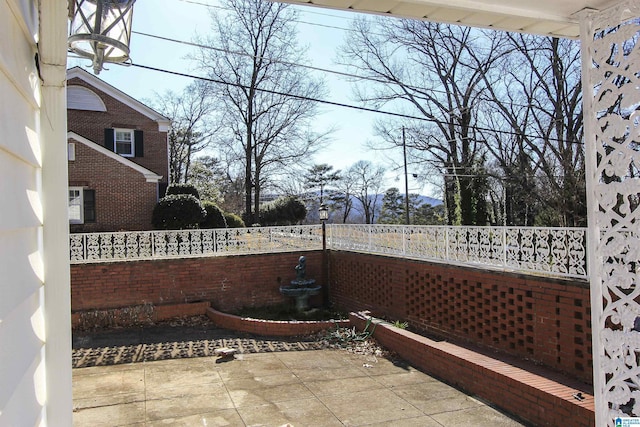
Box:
[72,315,388,368]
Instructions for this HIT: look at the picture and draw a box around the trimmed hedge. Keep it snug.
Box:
[201,201,227,228]
[152,194,206,230]
[259,196,307,226]
[166,183,200,199]
[224,212,245,228]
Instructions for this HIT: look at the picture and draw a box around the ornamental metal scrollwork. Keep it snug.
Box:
[581,3,640,424]
[69,234,84,261]
[68,225,586,280]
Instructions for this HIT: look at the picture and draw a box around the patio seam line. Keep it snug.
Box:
[143,362,148,423]
[276,352,349,425]
[365,366,436,423]
[218,359,249,426]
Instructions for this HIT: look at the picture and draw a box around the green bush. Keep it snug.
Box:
[200,201,227,228]
[224,212,245,228]
[166,183,200,199]
[259,196,307,226]
[152,194,206,230]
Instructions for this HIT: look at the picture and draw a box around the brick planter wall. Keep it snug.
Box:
[71,251,324,313]
[206,307,349,337]
[350,312,594,427]
[329,251,593,384]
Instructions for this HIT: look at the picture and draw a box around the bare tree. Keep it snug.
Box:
[332,179,355,224]
[348,160,386,224]
[481,34,585,226]
[151,80,218,184]
[192,0,328,224]
[339,18,508,225]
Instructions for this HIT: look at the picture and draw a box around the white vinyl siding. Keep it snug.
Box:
[0,0,47,425]
[1,0,72,425]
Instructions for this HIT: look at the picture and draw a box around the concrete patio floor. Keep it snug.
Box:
[73,348,526,426]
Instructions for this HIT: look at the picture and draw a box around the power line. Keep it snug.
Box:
[132,30,578,120]
[129,62,427,121]
[117,60,583,145]
[146,0,582,119]
[132,30,363,81]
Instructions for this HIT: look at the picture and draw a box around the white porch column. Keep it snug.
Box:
[580,2,640,425]
[38,1,73,425]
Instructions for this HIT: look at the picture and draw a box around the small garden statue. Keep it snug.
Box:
[295,255,306,281]
[281,255,320,311]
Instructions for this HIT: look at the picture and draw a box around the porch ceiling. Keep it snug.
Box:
[276,0,623,38]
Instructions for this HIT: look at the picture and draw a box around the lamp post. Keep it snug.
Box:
[402,127,410,225]
[68,0,137,74]
[318,204,329,306]
[319,203,329,252]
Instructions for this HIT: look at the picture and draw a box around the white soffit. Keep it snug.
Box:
[276,0,623,38]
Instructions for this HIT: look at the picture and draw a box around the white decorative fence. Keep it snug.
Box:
[69,225,323,263]
[327,225,587,279]
[69,224,587,279]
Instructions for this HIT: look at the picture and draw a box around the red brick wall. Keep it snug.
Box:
[71,252,324,312]
[329,251,593,384]
[71,250,591,383]
[67,77,168,182]
[68,140,159,232]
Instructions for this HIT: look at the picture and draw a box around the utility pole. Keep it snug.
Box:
[402,127,410,225]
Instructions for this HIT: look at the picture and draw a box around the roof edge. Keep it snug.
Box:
[66,67,172,131]
[67,131,163,183]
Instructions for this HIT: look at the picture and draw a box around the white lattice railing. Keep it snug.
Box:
[69,224,587,279]
[327,225,587,279]
[69,225,323,263]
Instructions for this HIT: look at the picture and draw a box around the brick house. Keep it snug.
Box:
[66,67,171,232]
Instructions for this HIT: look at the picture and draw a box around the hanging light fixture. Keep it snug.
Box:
[68,0,136,75]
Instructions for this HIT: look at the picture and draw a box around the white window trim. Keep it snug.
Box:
[114,128,135,157]
[69,187,84,224]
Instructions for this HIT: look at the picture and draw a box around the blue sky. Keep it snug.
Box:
[68,0,428,195]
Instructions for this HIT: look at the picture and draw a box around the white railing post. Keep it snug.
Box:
[445,226,450,262]
[402,226,407,256]
[502,227,507,269]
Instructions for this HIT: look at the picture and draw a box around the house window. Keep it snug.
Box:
[105,128,143,157]
[69,188,96,224]
[69,187,83,224]
[115,129,134,157]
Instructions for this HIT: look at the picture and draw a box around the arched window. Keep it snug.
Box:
[67,85,107,111]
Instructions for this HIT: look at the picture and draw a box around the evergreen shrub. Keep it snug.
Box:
[152,194,206,230]
[166,183,200,199]
[200,201,228,228]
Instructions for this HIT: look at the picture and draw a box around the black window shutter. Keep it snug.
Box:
[134,130,144,157]
[158,182,168,198]
[83,189,96,222]
[104,128,115,151]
